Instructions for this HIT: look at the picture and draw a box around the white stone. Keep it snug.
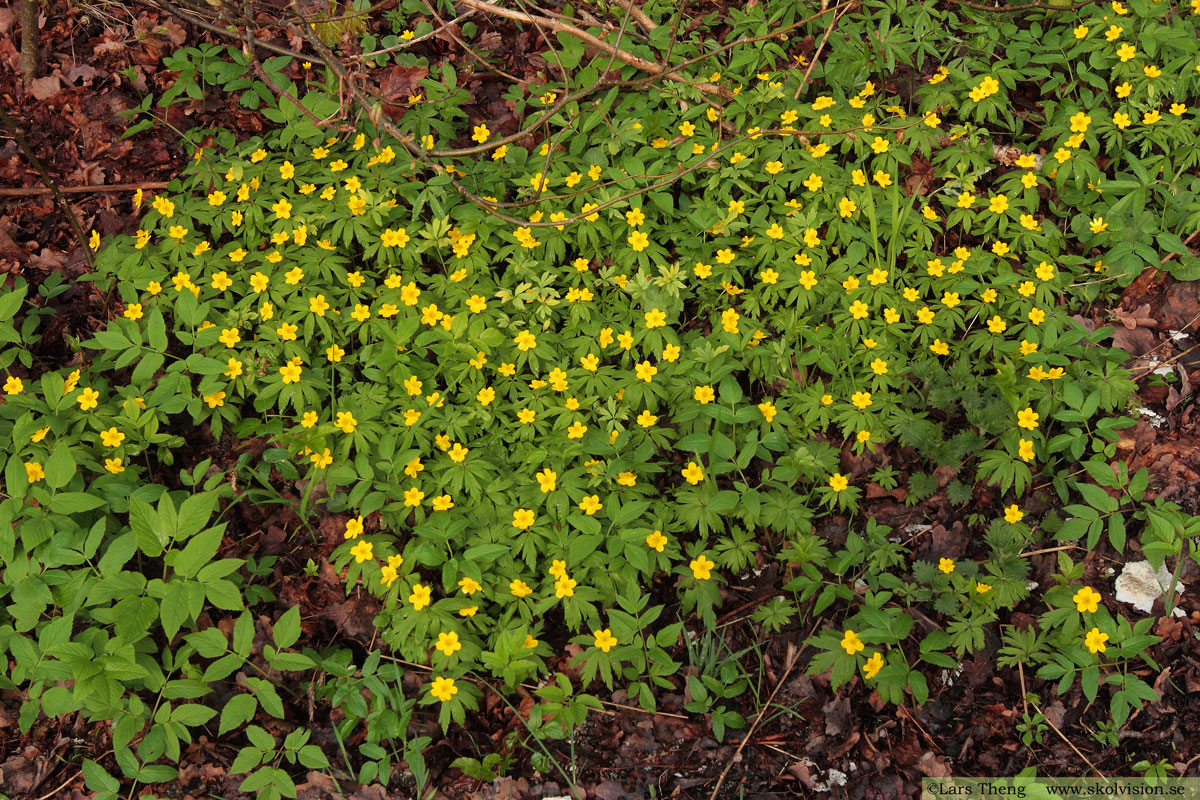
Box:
[1114,560,1186,615]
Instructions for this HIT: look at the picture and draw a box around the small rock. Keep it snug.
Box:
[1114,560,1186,615]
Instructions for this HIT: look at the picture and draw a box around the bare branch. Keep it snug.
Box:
[458,0,732,99]
[609,0,657,33]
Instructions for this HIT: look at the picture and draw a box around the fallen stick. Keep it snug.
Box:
[0,181,170,197]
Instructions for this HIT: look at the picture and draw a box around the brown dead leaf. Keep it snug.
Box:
[27,75,63,100]
[1111,325,1157,356]
[917,751,952,777]
[66,64,102,84]
[162,17,188,46]
[823,694,852,737]
[93,36,126,56]
[295,770,338,800]
[1043,700,1066,729]
[379,65,429,103]
[1155,615,1184,642]
[1115,303,1157,329]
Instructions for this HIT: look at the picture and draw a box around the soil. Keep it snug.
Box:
[3,2,1200,799]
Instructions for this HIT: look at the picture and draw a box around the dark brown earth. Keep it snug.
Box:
[3,3,1200,799]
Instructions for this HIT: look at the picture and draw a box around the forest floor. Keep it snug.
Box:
[4,2,1200,798]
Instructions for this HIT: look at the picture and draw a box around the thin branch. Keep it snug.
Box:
[153,0,309,59]
[609,0,658,33]
[947,0,1092,12]
[459,0,732,99]
[0,181,170,197]
[19,0,37,83]
[422,1,520,83]
[0,105,93,267]
[792,1,849,101]
[708,644,799,800]
[346,10,476,62]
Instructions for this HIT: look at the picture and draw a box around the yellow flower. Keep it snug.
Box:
[863,652,884,679]
[567,421,588,439]
[25,461,45,482]
[510,579,532,598]
[403,486,424,507]
[430,676,457,702]
[381,228,411,248]
[851,391,872,410]
[77,387,100,411]
[279,362,303,384]
[409,583,432,609]
[646,530,668,552]
[637,410,658,427]
[344,516,364,540]
[513,508,536,530]
[694,385,715,404]
[1073,586,1102,613]
[1017,407,1039,430]
[689,554,715,580]
[635,361,658,382]
[840,630,864,655]
[593,628,618,653]
[350,540,374,563]
[829,473,849,492]
[579,495,603,515]
[514,330,538,351]
[536,468,557,493]
[1084,627,1109,654]
[105,458,125,474]
[628,230,649,251]
[100,427,126,447]
[838,197,857,217]
[554,576,577,598]
[681,461,705,485]
[938,557,955,574]
[433,630,464,658]
[758,401,777,422]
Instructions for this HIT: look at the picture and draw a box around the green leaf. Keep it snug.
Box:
[130,497,166,557]
[268,651,314,671]
[273,606,301,650]
[159,581,189,641]
[44,443,77,489]
[174,526,224,579]
[81,759,120,793]
[186,627,228,659]
[219,694,258,736]
[171,704,217,726]
[177,492,218,540]
[48,492,107,515]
